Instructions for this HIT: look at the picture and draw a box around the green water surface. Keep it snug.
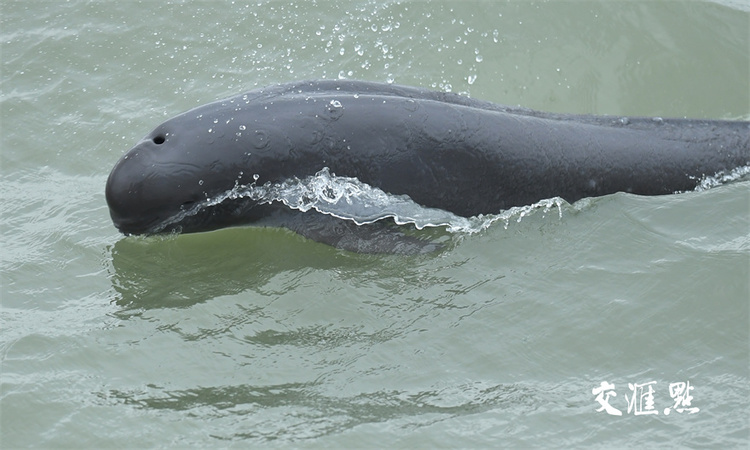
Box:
[1,1,748,447]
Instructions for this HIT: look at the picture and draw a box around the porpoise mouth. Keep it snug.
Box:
[109,212,170,236]
[109,196,274,236]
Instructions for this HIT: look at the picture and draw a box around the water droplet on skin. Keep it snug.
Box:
[402,99,419,112]
[252,130,269,148]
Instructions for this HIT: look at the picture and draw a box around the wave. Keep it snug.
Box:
[162,165,749,235]
[692,164,750,192]
[217,167,565,233]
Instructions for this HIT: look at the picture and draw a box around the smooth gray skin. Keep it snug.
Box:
[106,80,749,248]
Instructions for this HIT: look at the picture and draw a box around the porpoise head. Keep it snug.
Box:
[105,97,295,235]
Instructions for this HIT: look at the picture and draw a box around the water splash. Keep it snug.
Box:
[222,168,565,234]
[156,164,749,235]
[692,165,750,192]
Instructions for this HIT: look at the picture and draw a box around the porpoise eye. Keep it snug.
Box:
[153,135,166,145]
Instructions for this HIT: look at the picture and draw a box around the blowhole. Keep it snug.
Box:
[153,135,166,145]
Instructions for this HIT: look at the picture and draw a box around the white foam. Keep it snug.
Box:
[222,168,566,233]
[692,165,750,192]
[156,164,749,234]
